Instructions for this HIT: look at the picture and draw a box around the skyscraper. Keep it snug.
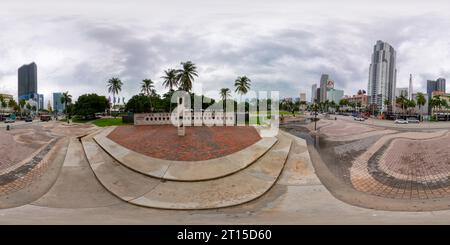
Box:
[53,92,65,113]
[427,78,446,114]
[436,78,446,92]
[319,74,329,103]
[311,84,317,103]
[367,40,397,113]
[38,94,44,110]
[326,89,344,104]
[18,62,38,102]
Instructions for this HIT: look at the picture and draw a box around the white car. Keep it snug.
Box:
[4,118,15,123]
[394,119,408,124]
[407,117,420,123]
[354,117,365,121]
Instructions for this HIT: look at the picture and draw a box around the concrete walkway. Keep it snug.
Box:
[84,131,291,209]
[2,131,450,224]
[32,137,122,208]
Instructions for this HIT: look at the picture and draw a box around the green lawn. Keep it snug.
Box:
[92,118,130,127]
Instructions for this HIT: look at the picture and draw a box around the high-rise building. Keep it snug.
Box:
[427,78,446,114]
[436,78,446,92]
[18,62,38,102]
[53,92,65,113]
[319,74,329,103]
[326,89,344,104]
[311,84,317,103]
[316,88,321,104]
[367,40,397,113]
[299,93,306,102]
[38,94,44,110]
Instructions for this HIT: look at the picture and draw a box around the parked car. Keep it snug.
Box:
[354,116,365,121]
[4,118,15,123]
[407,117,420,123]
[25,116,33,122]
[40,115,52,122]
[394,119,408,124]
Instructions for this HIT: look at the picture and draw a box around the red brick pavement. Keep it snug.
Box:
[107,125,261,161]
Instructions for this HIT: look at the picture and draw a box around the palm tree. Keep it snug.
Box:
[219,88,231,102]
[141,79,155,112]
[234,76,251,97]
[19,99,26,117]
[430,95,443,119]
[8,99,17,114]
[406,99,416,115]
[395,95,408,114]
[176,61,198,93]
[107,77,123,109]
[60,91,72,122]
[141,79,154,96]
[161,69,178,91]
[416,92,426,121]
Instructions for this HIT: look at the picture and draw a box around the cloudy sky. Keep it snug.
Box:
[0,0,449,104]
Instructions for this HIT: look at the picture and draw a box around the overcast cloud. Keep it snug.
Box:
[0,0,450,103]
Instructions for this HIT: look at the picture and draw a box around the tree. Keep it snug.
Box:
[125,94,153,113]
[339,98,349,110]
[219,88,231,102]
[0,95,5,115]
[73,94,109,119]
[406,99,416,114]
[141,79,154,97]
[161,69,178,91]
[396,95,408,114]
[60,91,72,121]
[176,61,198,93]
[234,76,251,99]
[429,95,449,120]
[107,77,123,109]
[141,79,155,111]
[19,99,26,116]
[416,92,426,121]
[7,99,17,114]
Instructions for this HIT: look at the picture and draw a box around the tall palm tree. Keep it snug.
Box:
[107,77,123,108]
[19,99,26,117]
[8,99,17,114]
[60,91,72,121]
[141,79,154,97]
[234,76,251,97]
[161,69,178,91]
[219,88,231,101]
[396,94,408,114]
[416,92,426,121]
[176,61,198,93]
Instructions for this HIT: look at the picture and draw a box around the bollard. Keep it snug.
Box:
[6,125,10,131]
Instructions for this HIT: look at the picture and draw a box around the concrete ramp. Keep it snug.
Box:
[32,137,122,208]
